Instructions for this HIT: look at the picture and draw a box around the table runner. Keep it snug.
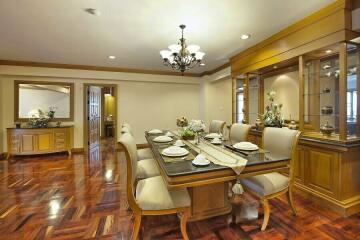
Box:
[171,131,247,175]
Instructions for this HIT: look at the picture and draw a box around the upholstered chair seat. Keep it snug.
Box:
[136,175,191,210]
[241,172,289,196]
[119,132,191,240]
[137,148,153,160]
[209,120,226,134]
[137,158,160,179]
[239,127,301,231]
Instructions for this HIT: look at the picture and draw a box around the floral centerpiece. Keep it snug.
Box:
[27,107,56,128]
[262,91,284,128]
[177,118,206,140]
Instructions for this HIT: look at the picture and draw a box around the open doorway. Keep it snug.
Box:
[84,84,118,153]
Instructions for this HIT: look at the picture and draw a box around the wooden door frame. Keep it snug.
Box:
[83,83,118,152]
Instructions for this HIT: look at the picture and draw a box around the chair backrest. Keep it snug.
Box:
[121,126,133,136]
[118,132,140,211]
[229,123,251,144]
[262,127,301,182]
[209,120,226,134]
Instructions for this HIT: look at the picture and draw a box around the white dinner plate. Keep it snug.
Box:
[161,149,189,157]
[153,136,173,143]
[233,142,259,151]
[192,158,210,166]
[149,129,163,134]
[205,133,222,139]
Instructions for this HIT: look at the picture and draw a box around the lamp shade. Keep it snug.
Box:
[160,50,172,59]
[187,45,200,54]
[168,44,182,53]
[195,51,205,60]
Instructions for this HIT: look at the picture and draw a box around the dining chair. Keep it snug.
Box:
[120,128,159,179]
[209,120,226,134]
[240,127,301,231]
[229,123,252,144]
[119,133,191,240]
[121,124,154,161]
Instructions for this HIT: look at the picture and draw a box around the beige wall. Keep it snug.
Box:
[0,66,200,152]
[264,71,299,120]
[0,80,3,152]
[200,75,232,130]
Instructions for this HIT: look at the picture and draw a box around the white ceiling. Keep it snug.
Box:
[0,0,335,74]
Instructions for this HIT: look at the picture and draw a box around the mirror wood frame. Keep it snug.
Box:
[14,80,75,122]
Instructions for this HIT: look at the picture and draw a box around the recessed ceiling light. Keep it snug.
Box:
[85,8,101,16]
[200,63,206,66]
[240,34,251,40]
[108,55,116,59]
[273,66,278,69]
[325,49,332,53]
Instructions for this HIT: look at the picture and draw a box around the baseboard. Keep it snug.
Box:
[136,143,149,149]
[295,183,360,217]
[71,148,84,154]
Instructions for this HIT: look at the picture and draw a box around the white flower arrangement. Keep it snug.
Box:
[187,119,206,133]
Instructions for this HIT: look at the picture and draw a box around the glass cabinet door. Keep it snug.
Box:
[248,74,260,124]
[236,79,245,123]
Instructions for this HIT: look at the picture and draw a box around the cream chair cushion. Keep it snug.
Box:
[209,120,226,134]
[121,126,133,135]
[137,158,160,178]
[119,133,138,183]
[137,148,153,160]
[229,123,251,143]
[263,127,299,158]
[241,172,289,196]
[136,176,191,210]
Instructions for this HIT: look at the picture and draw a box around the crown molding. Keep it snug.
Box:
[0,60,230,78]
[0,60,205,77]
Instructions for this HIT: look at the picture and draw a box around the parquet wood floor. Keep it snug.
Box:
[0,139,359,240]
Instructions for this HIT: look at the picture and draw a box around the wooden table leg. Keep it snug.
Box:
[188,182,232,221]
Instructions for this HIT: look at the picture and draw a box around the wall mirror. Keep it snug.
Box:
[15,80,74,122]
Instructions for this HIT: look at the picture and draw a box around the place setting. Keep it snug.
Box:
[225,141,261,156]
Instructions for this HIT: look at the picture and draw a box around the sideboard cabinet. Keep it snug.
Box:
[7,126,73,158]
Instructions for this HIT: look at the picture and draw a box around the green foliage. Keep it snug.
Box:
[262,91,284,128]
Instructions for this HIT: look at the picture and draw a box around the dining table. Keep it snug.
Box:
[145,130,290,221]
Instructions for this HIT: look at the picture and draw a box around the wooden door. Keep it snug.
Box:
[87,86,101,151]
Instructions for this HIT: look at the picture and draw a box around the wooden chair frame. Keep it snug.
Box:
[119,140,190,240]
[243,128,301,231]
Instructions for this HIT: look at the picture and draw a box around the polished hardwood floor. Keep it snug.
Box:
[0,138,359,240]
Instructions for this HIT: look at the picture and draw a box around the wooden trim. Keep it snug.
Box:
[231,0,347,63]
[71,148,84,153]
[232,78,237,123]
[83,83,118,153]
[14,80,74,122]
[339,42,348,140]
[136,143,149,149]
[0,60,201,77]
[299,56,305,130]
[200,62,230,76]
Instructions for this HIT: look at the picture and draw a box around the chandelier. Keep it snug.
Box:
[160,25,205,73]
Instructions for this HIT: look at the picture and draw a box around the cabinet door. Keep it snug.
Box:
[10,134,21,153]
[21,134,36,153]
[305,147,339,198]
[37,132,53,152]
[54,130,67,150]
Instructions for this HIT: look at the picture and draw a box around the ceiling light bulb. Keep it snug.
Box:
[240,34,251,40]
[325,49,332,53]
[195,52,205,60]
[160,50,172,59]
[108,55,116,59]
[273,66,278,69]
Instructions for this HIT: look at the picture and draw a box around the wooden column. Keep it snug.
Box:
[339,42,348,140]
[259,75,264,115]
[244,74,250,124]
[299,56,305,131]
[232,77,237,123]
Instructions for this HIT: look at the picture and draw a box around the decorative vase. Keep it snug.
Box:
[182,135,195,140]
